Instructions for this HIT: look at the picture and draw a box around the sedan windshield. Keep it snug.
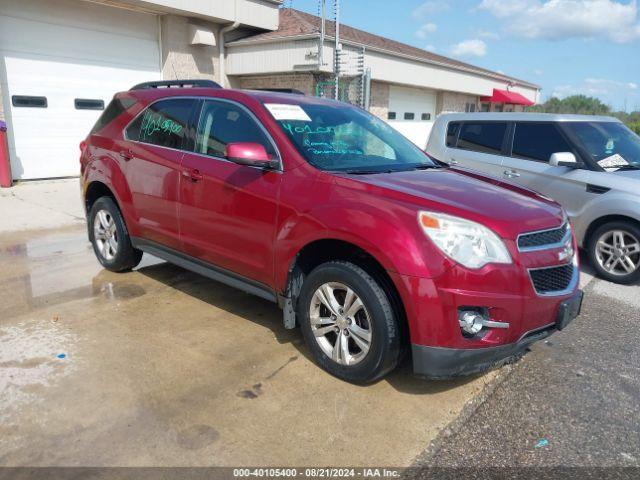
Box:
[266,102,438,173]
[563,121,640,170]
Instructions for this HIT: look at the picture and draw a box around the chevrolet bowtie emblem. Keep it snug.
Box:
[558,243,574,262]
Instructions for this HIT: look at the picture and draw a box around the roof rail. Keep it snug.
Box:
[254,88,305,95]
[130,79,222,91]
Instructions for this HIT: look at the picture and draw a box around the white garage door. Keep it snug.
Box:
[0,0,161,180]
[387,86,436,150]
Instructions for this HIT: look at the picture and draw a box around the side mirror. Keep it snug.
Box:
[225,143,277,169]
[549,152,584,169]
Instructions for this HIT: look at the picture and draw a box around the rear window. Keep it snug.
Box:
[512,122,573,162]
[91,97,136,134]
[457,122,507,155]
[125,98,194,150]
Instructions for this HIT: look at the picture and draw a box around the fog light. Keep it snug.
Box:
[459,311,485,335]
[458,308,510,336]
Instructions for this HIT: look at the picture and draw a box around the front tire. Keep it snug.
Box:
[88,196,142,272]
[588,221,640,284]
[297,261,402,383]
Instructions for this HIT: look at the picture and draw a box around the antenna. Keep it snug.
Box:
[318,0,326,70]
[334,0,340,100]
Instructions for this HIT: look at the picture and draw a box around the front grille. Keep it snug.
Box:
[518,223,569,251]
[529,264,575,295]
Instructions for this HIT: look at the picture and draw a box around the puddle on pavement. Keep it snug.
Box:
[0,227,156,422]
[0,320,79,422]
[0,227,151,318]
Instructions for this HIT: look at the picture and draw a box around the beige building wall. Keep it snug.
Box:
[234,74,316,96]
[0,86,4,120]
[161,15,221,82]
[437,91,479,113]
[369,82,390,120]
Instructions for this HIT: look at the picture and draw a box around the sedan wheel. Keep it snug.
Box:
[309,282,372,366]
[595,229,640,277]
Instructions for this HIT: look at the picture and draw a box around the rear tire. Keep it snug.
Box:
[297,261,402,384]
[88,196,142,272]
[588,221,640,284]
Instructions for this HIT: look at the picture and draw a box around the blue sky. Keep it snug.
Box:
[283,0,640,111]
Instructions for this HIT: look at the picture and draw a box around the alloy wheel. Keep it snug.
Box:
[309,282,373,366]
[595,229,640,276]
[93,209,118,261]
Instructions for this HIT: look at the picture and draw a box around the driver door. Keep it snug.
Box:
[179,99,282,287]
[500,122,591,219]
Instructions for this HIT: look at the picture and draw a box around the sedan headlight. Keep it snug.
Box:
[418,211,512,269]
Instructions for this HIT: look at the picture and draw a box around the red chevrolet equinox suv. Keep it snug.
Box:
[80,80,583,383]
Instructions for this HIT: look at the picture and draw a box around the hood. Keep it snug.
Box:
[341,168,565,239]
[610,169,640,181]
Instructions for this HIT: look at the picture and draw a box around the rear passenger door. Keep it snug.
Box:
[123,98,197,250]
[447,121,509,178]
[501,122,591,218]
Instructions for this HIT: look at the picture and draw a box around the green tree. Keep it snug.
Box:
[527,95,640,134]
[527,95,610,115]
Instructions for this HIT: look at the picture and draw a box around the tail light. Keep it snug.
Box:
[79,140,87,173]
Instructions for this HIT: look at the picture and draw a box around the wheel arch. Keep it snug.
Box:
[584,214,640,248]
[280,238,409,345]
[85,180,118,214]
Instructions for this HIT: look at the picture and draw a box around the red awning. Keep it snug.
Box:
[480,88,535,106]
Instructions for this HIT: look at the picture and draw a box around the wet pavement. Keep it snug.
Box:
[414,277,640,468]
[0,225,495,467]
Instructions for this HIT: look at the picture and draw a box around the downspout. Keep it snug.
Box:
[219,0,240,88]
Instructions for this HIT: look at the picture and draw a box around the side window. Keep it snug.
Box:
[446,122,460,147]
[513,122,573,162]
[92,97,136,134]
[457,122,507,155]
[196,100,276,159]
[126,98,194,149]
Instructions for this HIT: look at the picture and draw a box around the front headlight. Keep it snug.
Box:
[418,211,512,269]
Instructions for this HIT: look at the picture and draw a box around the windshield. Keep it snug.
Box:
[563,121,640,170]
[266,102,438,173]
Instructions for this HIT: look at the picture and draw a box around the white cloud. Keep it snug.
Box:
[534,69,544,76]
[412,1,450,19]
[477,29,500,40]
[478,0,640,43]
[585,78,639,90]
[552,78,638,99]
[415,22,438,39]
[425,44,437,52]
[450,39,487,57]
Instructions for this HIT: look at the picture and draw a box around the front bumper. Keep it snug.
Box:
[412,290,583,378]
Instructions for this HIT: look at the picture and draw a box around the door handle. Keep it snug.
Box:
[183,169,203,182]
[503,169,521,178]
[449,159,459,165]
[119,149,134,161]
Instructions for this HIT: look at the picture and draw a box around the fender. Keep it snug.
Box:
[83,138,138,235]
[275,201,455,294]
[571,192,640,247]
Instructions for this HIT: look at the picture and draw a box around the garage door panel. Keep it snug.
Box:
[0,15,160,71]
[388,85,436,149]
[0,0,160,180]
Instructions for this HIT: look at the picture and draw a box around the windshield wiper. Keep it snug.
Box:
[342,169,392,175]
[605,164,640,171]
[412,164,442,170]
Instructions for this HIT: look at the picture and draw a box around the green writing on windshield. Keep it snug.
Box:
[141,110,183,140]
[281,122,336,136]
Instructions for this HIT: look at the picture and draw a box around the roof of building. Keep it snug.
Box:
[229,8,540,90]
